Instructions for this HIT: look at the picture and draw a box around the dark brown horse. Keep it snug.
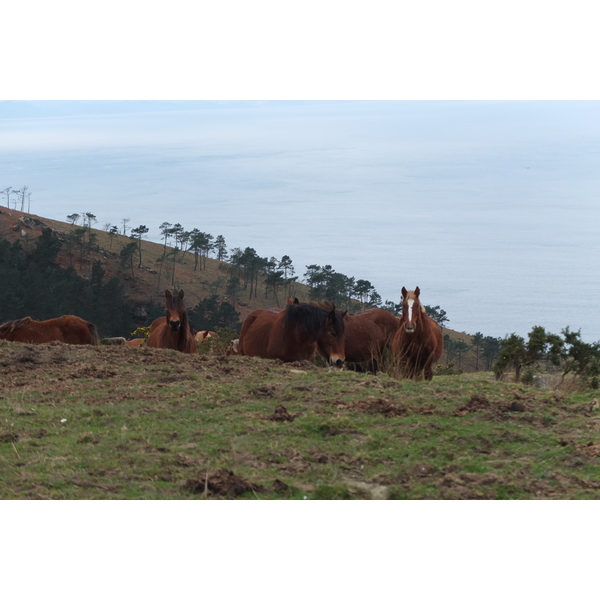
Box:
[0,315,99,345]
[391,287,443,380]
[146,290,198,354]
[344,308,400,373]
[238,301,346,366]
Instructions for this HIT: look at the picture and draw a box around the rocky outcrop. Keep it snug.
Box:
[17,216,48,230]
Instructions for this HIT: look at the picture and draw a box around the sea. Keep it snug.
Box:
[1,100,599,342]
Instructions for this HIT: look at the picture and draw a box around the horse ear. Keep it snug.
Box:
[178,290,185,299]
[415,286,420,297]
[401,287,408,298]
[165,289,172,298]
[294,298,299,305]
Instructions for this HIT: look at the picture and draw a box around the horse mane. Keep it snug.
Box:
[284,302,345,336]
[0,316,33,334]
[166,292,187,315]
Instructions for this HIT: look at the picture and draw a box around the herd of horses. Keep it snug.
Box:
[0,286,444,380]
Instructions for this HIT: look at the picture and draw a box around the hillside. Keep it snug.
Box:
[0,207,483,371]
[0,207,281,322]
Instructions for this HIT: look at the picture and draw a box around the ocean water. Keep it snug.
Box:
[1,100,599,341]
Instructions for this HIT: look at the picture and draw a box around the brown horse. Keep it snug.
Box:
[391,287,443,380]
[344,308,400,373]
[146,290,198,354]
[238,301,346,366]
[194,330,217,343]
[0,315,99,345]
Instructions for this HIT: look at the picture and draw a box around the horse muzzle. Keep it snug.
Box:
[328,356,345,368]
[168,320,181,332]
[404,324,415,334]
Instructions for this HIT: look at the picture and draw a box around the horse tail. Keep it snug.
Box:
[88,322,100,345]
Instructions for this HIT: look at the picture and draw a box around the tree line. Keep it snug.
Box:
[0,226,243,337]
[0,228,132,336]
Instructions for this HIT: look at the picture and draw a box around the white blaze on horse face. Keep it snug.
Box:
[407,299,415,323]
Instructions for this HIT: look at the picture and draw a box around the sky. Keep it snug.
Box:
[1,99,599,341]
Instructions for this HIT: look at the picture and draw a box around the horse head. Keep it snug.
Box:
[165,289,186,332]
[283,302,346,367]
[401,286,425,334]
[315,306,347,368]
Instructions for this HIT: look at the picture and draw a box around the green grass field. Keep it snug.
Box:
[1,340,598,499]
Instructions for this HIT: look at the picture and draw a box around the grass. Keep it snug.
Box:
[1,340,599,499]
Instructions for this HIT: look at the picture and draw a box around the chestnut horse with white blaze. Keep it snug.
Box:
[238,301,346,366]
[0,315,99,345]
[146,290,197,354]
[391,286,443,380]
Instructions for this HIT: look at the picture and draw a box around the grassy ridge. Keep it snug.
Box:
[1,340,598,500]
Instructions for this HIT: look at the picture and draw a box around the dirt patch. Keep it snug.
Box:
[184,469,265,498]
[439,471,502,499]
[270,448,311,474]
[287,361,316,370]
[266,405,301,422]
[578,442,600,458]
[455,394,491,416]
[70,366,119,379]
[353,398,407,417]
[272,479,289,492]
[249,386,277,398]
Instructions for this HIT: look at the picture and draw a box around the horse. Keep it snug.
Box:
[343,308,400,373]
[391,287,443,380]
[125,338,145,347]
[225,339,240,356]
[0,315,99,345]
[194,330,218,343]
[238,301,346,366]
[146,289,198,354]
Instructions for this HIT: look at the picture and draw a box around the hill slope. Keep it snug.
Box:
[0,207,483,370]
